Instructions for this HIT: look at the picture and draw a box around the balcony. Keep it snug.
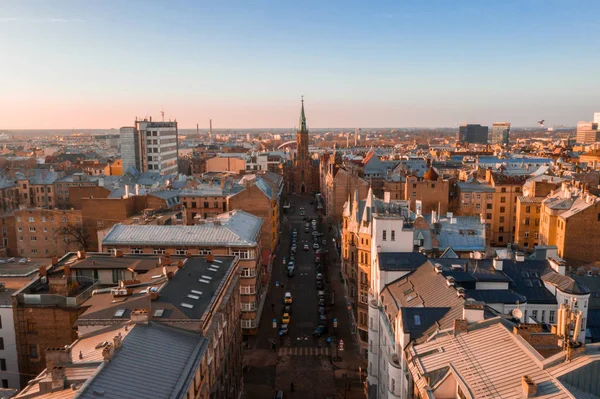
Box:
[240,268,257,278]
[239,285,257,295]
[241,302,257,312]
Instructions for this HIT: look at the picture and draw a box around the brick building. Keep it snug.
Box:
[100,210,266,335]
[54,173,100,209]
[404,166,451,216]
[17,170,61,209]
[14,209,84,258]
[539,182,600,263]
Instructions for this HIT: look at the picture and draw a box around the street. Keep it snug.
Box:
[243,194,366,399]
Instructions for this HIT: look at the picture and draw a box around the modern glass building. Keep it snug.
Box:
[491,122,511,146]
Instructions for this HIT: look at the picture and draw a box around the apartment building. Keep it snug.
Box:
[0,177,19,214]
[457,171,528,246]
[74,255,241,398]
[341,188,412,354]
[100,210,265,335]
[458,123,488,144]
[515,175,565,251]
[323,153,369,223]
[53,173,100,209]
[403,168,451,215]
[12,261,99,386]
[15,321,210,399]
[576,121,600,144]
[14,209,83,258]
[16,170,61,209]
[539,182,600,263]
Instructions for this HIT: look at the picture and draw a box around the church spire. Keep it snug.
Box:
[299,95,307,132]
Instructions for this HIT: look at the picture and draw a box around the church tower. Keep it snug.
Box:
[292,96,316,194]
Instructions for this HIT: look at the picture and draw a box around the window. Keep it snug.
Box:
[531,310,538,320]
[525,218,530,226]
[500,206,505,213]
[412,184,416,189]
[29,226,36,232]
[501,188,506,193]
[382,230,387,241]
[17,227,22,232]
[62,217,67,222]
[153,248,166,255]
[500,196,506,203]
[0,337,3,350]
[498,236,504,242]
[431,184,435,189]
[487,203,492,209]
[526,206,531,213]
[581,318,586,331]
[0,359,6,371]
[541,310,545,322]
[176,248,187,255]
[203,202,209,208]
[1,380,7,389]
[486,213,492,220]
[524,231,529,238]
[30,236,37,241]
[500,216,505,223]
[0,315,2,329]
[549,310,555,323]
[43,227,47,232]
[130,248,143,254]
[27,321,36,333]
[534,232,539,239]
[42,216,46,222]
[31,249,37,255]
[476,194,481,200]
[476,204,481,209]
[198,249,212,255]
[391,230,395,241]
[28,216,34,222]
[191,202,197,208]
[231,249,255,259]
[412,192,416,198]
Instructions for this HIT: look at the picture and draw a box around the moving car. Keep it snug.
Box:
[282,257,286,265]
[304,227,310,233]
[282,313,291,324]
[313,243,319,250]
[312,325,328,337]
[303,244,309,251]
[278,325,289,337]
[284,292,293,304]
[284,305,292,314]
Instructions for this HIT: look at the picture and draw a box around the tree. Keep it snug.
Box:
[59,223,92,251]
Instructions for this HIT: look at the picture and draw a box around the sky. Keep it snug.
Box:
[1,0,600,129]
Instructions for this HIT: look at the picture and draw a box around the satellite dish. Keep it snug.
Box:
[511,308,523,319]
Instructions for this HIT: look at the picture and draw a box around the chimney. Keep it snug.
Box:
[453,319,468,335]
[493,258,503,271]
[162,265,168,277]
[102,343,114,362]
[76,250,86,260]
[516,253,525,262]
[51,366,67,391]
[131,309,149,324]
[39,265,47,277]
[384,192,391,203]
[124,185,129,198]
[113,333,123,350]
[135,184,139,195]
[521,375,537,398]
[463,301,485,324]
[45,347,72,369]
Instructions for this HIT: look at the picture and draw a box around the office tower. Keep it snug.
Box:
[491,122,511,146]
[120,118,179,175]
[576,121,600,144]
[119,126,141,173]
[458,124,489,144]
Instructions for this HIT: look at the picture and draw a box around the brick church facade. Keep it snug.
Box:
[289,97,319,194]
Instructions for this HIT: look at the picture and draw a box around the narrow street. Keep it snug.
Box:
[243,194,367,399]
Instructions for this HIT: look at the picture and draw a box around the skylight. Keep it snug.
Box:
[114,309,126,317]
[154,309,164,317]
[414,315,421,326]
[199,279,210,284]
[180,303,194,309]
[187,294,200,300]
[191,290,203,295]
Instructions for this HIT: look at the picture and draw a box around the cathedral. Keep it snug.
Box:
[290,97,318,194]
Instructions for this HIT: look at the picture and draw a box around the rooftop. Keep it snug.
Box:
[378,252,427,271]
[102,210,262,247]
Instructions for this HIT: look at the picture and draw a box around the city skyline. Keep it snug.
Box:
[1,0,600,129]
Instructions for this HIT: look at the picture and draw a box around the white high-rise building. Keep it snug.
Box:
[594,111,600,125]
[119,118,179,175]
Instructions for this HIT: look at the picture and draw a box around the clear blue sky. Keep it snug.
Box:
[1,0,599,129]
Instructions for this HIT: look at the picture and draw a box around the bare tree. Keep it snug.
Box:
[59,223,91,251]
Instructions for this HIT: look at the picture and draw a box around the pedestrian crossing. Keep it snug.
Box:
[278,346,331,356]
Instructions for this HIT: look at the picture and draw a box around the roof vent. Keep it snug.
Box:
[522,375,537,398]
[434,263,443,273]
[446,276,455,286]
[451,264,462,271]
[456,287,466,297]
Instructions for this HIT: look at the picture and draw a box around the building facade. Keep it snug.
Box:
[458,124,488,144]
[491,121,510,146]
[576,121,600,144]
[120,119,179,175]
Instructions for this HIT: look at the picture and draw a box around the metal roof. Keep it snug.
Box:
[102,210,262,247]
[77,322,208,399]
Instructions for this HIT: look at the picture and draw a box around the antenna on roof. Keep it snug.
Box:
[161,107,165,122]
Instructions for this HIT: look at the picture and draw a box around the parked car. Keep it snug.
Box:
[282,313,291,324]
[312,325,328,337]
[303,244,309,251]
[322,239,327,246]
[282,257,287,265]
[319,314,327,324]
[316,281,324,290]
[288,269,294,277]
[318,298,326,307]
[312,231,320,237]
[284,305,292,314]
[304,227,310,233]
[318,306,326,315]
[305,223,310,228]
[316,273,323,281]
[313,243,319,250]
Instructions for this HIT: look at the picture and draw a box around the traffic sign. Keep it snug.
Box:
[333,318,338,328]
